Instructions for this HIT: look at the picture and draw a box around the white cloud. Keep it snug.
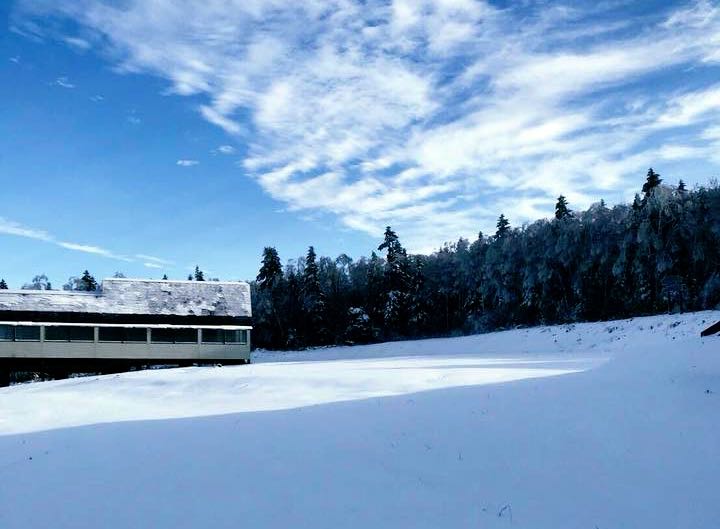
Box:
[135,254,173,265]
[54,76,75,88]
[63,36,90,50]
[215,145,236,155]
[176,159,199,167]
[0,216,169,265]
[57,242,132,261]
[14,0,720,250]
[0,217,52,241]
[654,85,720,127]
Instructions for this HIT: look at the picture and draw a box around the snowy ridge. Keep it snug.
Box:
[0,310,718,529]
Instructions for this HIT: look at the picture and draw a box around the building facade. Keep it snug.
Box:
[0,278,252,385]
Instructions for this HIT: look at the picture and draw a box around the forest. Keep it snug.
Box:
[251,169,720,349]
[2,169,719,351]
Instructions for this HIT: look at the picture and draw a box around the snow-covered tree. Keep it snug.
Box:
[247,169,720,349]
[22,274,52,290]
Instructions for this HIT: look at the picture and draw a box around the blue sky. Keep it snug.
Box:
[1,0,720,288]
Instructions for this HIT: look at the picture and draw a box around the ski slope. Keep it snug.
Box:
[1,311,719,528]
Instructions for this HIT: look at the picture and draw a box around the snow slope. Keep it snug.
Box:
[1,311,719,528]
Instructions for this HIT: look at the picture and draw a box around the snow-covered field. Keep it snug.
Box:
[1,311,719,528]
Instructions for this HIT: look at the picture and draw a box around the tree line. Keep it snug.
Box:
[2,169,718,350]
[251,169,720,349]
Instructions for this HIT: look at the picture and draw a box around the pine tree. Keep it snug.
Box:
[302,246,327,343]
[303,247,322,300]
[256,247,285,346]
[162,274,168,280]
[555,195,571,220]
[642,168,662,195]
[79,270,97,291]
[194,266,205,281]
[187,274,193,281]
[678,179,687,193]
[0,279,7,289]
[257,247,283,290]
[495,214,510,239]
[378,226,409,335]
[246,179,720,350]
[378,226,405,264]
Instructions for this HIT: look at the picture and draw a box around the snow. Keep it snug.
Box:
[1,311,719,528]
[0,278,251,317]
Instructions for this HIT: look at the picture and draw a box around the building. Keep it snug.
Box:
[0,278,252,385]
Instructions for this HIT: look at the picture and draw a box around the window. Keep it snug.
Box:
[201,329,224,343]
[14,326,41,341]
[98,327,147,343]
[201,329,247,344]
[150,328,198,344]
[0,325,13,341]
[224,330,248,344]
[44,326,94,342]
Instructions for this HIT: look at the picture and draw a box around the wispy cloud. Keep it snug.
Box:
[57,241,132,261]
[176,159,199,167]
[9,56,20,64]
[14,0,720,251]
[215,145,236,155]
[0,216,169,265]
[0,217,52,242]
[54,76,75,88]
[63,36,90,50]
[135,254,174,270]
[90,94,104,102]
[126,111,141,125]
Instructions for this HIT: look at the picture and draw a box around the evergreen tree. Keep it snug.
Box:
[303,246,320,295]
[80,270,98,291]
[187,274,193,281]
[257,247,283,290]
[555,195,571,220]
[302,246,328,343]
[642,168,662,195]
[194,266,205,281]
[378,227,410,335]
[0,279,7,289]
[378,226,405,265]
[162,274,169,280]
[247,172,720,350]
[678,179,687,193]
[256,247,285,346]
[495,214,510,239]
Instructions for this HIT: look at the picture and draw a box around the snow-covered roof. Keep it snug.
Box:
[0,278,251,318]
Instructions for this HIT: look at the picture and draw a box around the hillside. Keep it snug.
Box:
[1,311,719,528]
